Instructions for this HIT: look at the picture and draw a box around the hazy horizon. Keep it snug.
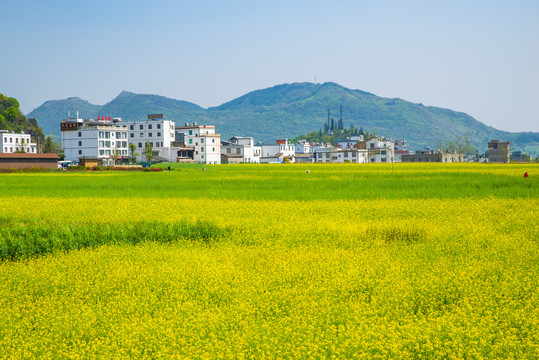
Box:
[1,0,538,133]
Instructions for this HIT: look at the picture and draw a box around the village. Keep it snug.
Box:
[0,112,517,170]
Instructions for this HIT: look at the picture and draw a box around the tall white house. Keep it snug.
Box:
[61,115,129,162]
[175,123,221,164]
[366,137,395,163]
[295,140,311,154]
[124,115,176,162]
[0,130,37,153]
[221,136,261,164]
[260,139,295,158]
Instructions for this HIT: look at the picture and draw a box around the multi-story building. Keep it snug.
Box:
[488,140,510,163]
[221,137,261,164]
[295,140,311,154]
[392,140,409,162]
[61,115,129,163]
[124,115,176,162]
[366,137,394,163]
[175,123,221,164]
[313,147,368,163]
[337,135,364,150]
[0,130,37,153]
[401,150,464,163]
[260,139,295,158]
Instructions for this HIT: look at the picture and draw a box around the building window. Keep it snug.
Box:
[130,125,134,130]
[130,133,134,138]
[149,133,153,137]
[138,143,142,148]
[78,132,81,137]
[227,148,231,154]
[195,151,198,154]
[148,124,152,130]
[105,132,110,139]
[157,132,161,137]
[212,148,215,152]
[140,133,144,138]
[201,147,204,152]
[78,150,82,155]
[78,141,82,146]
[189,130,192,135]
[212,139,215,143]
[236,148,241,154]
[189,139,193,144]
[157,124,161,129]
[139,125,144,130]
[201,138,204,143]
[99,150,104,155]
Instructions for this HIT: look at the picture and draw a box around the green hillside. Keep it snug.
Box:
[0,93,44,144]
[99,91,210,124]
[27,97,100,137]
[27,83,539,153]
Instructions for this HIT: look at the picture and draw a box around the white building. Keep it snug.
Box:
[61,116,128,163]
[0,130,37,153]
[366,137,395,163]
[221,136,261,164]
[337,135,364,150]
[175,123,221,164]
[392,140,409,162]
[124,117,176,162]
[295,140,311,154]
[261,139,295,158]
[313,147,368,163]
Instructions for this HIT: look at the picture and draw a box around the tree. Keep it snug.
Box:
[143,142,154,163]
[42,135,61,154]
[129,143,139,163]
[112,143,121,165]
[462,135,476,156]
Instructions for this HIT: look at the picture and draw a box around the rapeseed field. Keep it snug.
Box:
[0,163,537,359]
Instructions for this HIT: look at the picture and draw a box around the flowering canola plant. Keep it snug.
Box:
[0,163,537,359]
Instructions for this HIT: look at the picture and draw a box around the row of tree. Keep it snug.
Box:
[435,135,477,156]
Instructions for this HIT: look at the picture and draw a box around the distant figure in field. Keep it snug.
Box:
[167,165,171,171]
[202,167,206,172]
[306,170,310,174]
[524,171,529,178]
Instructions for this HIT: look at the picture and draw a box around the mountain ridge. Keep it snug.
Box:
[27,82,539,153]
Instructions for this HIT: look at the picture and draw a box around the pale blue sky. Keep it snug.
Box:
[2,0,538,132]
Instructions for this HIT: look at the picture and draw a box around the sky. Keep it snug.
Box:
[1,0,538,132]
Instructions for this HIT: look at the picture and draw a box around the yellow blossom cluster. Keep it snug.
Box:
[0,163,537,358]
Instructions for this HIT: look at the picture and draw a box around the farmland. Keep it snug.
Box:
[0,163,537,359]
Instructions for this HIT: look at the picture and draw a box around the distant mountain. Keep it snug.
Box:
[27,83,539,153]
[27,97,100,137]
